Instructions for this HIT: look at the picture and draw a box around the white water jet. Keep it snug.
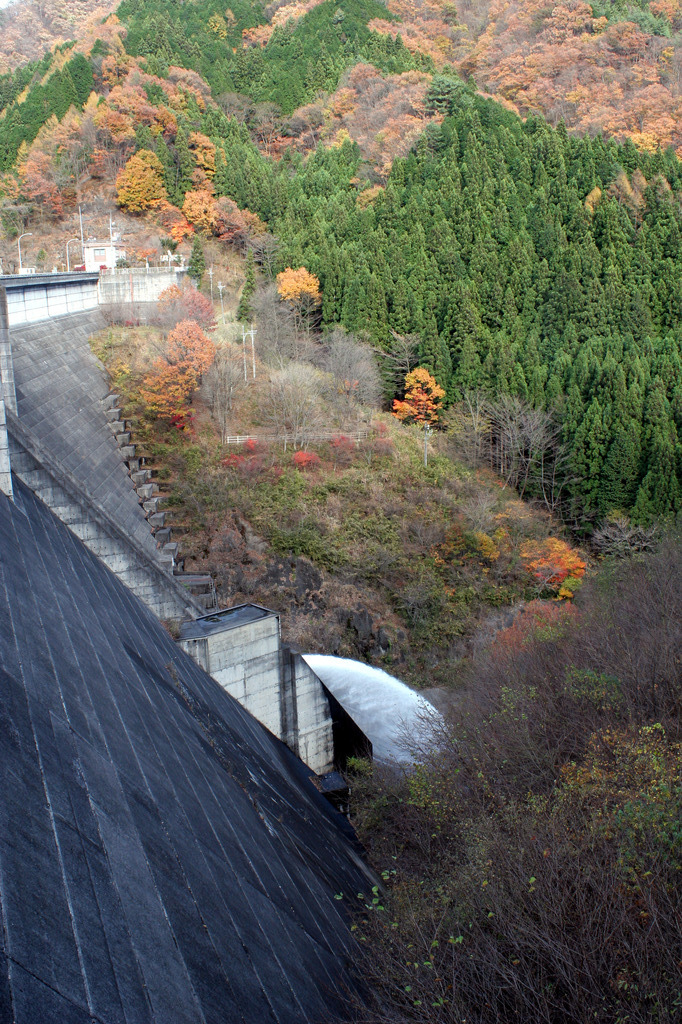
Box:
[303,654,442,764]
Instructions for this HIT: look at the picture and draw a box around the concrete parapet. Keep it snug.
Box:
[98,267,187,305]
[0,289,17,414]
[0,273,99,326]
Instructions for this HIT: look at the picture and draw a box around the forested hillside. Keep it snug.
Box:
[268,91,682,527]
[3,2,682,526]
[0,0,117,72]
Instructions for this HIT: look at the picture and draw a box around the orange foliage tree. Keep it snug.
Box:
[392,367,445,425]
[139,362,200,423]
[116,150,167,213]
[140,319,216,425]
[166,319,216,375]
[520,537,586,599]
[20,150,64,217]
[188,132,216,179]
[392,367,445,467]
[182,189,217,233]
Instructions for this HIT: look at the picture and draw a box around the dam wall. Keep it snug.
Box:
[0,267,186,327]
[0,290,344,775]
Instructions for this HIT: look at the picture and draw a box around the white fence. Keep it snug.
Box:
[224,430,370,445]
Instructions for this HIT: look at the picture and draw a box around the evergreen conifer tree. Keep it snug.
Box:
[237,253,256,323]
[188,237,206,286]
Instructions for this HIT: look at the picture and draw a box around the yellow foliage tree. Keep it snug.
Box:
[276,266,321,337]
[116,150,167,213]
[276,266,321,305]
[182,189,217,233]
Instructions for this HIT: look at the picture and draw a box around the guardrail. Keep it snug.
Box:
[223,430,370,445]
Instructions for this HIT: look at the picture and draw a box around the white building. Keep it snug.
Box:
[82,238,126,272]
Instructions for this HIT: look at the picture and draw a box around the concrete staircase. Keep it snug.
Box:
[103,392,217,612]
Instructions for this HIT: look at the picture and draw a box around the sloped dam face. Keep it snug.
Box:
[302,655,442,764]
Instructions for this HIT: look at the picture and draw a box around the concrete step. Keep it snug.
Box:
[103,394,119,409]
[137,482,155,500]
[163,541,179,562]
[126,457,140,472]
[110,420,126,435]
[105,407,121,423]
[148,511,166,529]
[154,526,172,546]
[143,498,159,515]
[174,573,217,610]
[116,432,131,446]
[131,469,151,486]
[119,445,135,460]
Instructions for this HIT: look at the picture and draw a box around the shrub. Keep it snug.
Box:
[292,450,321,471]
[330,434,356,466]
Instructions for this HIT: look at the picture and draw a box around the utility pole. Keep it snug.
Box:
[208,265,213,300]
[241,327,248,382]
[245,323,257,379]
[217,282,225,323]
[17,232,32,272]
[424,421,429,468]
[79,205,84,259]
[66,237,79,272]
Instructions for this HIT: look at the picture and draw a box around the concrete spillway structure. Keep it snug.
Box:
[178,607,336,775]
[304,654,443,763]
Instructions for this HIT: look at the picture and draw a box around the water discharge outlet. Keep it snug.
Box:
[303,654,442,764]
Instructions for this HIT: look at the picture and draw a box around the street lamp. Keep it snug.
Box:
[66,238,79,272]
[17,232,32,272]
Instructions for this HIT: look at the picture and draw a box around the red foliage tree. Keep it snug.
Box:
[293,450,321,470]
[156,284,216,331]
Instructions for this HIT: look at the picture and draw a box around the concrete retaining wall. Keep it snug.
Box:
[98,268,187,305]
[0,268,187,327]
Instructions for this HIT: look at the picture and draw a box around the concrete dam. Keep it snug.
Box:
[0,274,382,1021]
[0,266,188,326]
[0,278,368,777]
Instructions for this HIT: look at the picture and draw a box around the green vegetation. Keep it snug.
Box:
[0,53,51,115]
[590,0,673,35]
[114,68,682,530]
[240,85,682,529]
[119,0,429,113]
[0,52,93,171]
